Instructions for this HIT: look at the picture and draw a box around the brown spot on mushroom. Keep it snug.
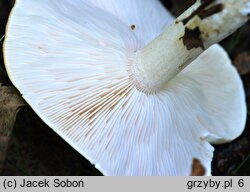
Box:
[181,27,205,50]
[181,0,223,25]
[191,158,206,176]
[130,25,136,30]
[178,63,186,70]
[234,51,250,75]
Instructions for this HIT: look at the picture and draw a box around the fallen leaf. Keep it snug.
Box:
[0,85,25,172]
[191,158,206,176]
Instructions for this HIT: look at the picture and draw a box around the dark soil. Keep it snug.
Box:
[0,0,249,176]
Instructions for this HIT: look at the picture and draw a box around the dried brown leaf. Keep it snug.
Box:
[191,158,206,176]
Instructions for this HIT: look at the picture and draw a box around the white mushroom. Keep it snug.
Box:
[3,0,249,175]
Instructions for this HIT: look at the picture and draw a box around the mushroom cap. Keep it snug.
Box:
[4,0,246,175]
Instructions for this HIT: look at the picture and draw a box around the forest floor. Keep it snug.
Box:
[0,0,250,175]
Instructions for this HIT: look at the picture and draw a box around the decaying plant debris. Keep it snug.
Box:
[0,85,24,173]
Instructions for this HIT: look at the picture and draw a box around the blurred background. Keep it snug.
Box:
[0,0,250,175]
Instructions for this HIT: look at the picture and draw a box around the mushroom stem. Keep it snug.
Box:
[131,0,250,94]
